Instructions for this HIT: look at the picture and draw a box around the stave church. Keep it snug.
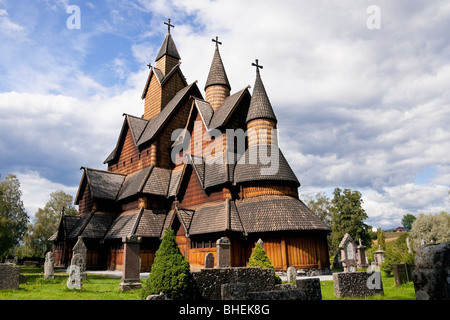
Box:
[50,20,331,272]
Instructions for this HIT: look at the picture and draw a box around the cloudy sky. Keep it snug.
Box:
[1,0,449,229]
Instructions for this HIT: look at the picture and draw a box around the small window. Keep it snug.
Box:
[204,241,210,248]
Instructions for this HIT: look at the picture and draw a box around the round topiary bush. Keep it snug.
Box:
[141,228,190,299]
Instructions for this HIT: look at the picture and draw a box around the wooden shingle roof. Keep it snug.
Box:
[234,144,300,187]
[236,196,330,233]
[155,33,181,61]
[205,44,230,90]
[246,68,277,124]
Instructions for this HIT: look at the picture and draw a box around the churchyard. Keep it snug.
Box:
[0,265,415,300]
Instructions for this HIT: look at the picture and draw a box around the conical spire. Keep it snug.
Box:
[155,33,181,61]
[155,19,181,76]
[246,60,277,124]
[205,36,230,90]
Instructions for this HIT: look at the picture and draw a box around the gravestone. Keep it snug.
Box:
[374,245,385,265]
[412,242,450,300]
[332,253,342,269]
[356,239,368,268]
[119,235,142,291]
[286,266,297,282]
[216,237,230,268]
[44,251,54,280]
[333,271,384,298]
[66,264,82,290]
[338,233,357,272]
[0,264,20,290]
[72,236,87,280]
[392,262,413,286]
[204,252,215,269]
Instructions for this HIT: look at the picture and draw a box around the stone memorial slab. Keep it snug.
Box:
[0,264,20,290]
[413,242,450,300]
[119,235,142,291]
[333,271,384,298]
[216,237,230,268]
[338,233,357,272]
[44,251,54,280]
[204,252,215,269]
[72,237,87,280]
[67,264,82,290]
[286,266,296,282]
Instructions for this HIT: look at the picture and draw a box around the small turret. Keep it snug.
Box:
[204,36,231,111]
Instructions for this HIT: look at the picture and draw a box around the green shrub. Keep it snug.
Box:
[140,229,190,299]
[248,241,281,284]
[380,233,415,276]
[248,242,274,269]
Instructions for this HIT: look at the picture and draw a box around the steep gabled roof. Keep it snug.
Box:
[141,64,188,100]
[103,114,149,164]
[137,82,202,147]
[209,87,250,129]
[246,68,277,124]
[76,168,126,203]
[116,166,152,201]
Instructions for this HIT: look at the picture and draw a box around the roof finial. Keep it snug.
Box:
[147,63,152,69]
[212,36,222,47]
[252,59,263,71]
[164,18,174,34]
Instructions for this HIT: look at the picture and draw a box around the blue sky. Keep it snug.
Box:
[1,0,449,229]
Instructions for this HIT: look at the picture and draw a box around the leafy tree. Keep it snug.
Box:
[401,214,416,231]
[141,228,190,299]
[17,190,77,257]
[0,174,29,258]
[329,188,371,255]
[377,229,386,250]
[380,233,415,276]
[409,211,450,250]
[300,192,332,226]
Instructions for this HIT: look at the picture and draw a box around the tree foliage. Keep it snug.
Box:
[329,188,371,255]
[380,233,415,276]
[248,242,274,269]
[401,214,416,231]
[16,190,77,257]
[141,228,190,299]
[377,229,386,250]
[0,174,29,258]
[300,192,332,226]
[409,211,450,250]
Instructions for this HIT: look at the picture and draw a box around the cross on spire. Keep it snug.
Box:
[164,18,174,34]
[252,59,263,71]
[147,63,152,69]
[212,36,222,47]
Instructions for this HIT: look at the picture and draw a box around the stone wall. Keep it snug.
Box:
[0,264,20,290]
[188,267,275,300]
[333,271,384,298]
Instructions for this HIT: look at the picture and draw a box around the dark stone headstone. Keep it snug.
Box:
[216,237,230,268]
[204,252,215,269]
[119,235,142,291]
[0,264,20,290]
[296,278,322,300]
[393,262,414,286]
[412,242,450,300]
[333,271,384,298]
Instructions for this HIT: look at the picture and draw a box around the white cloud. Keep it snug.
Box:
[14,170,78,220]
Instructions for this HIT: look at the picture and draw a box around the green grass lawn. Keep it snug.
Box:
[1,266,415,300]
[0,266,143,300]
